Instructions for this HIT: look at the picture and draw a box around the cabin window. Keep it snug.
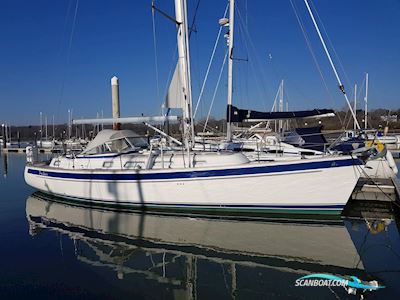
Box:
[127,137,148,149]
[124,161,136,169]
[106,139,131,153]
[124,161,145,169]
[81,135,148,156]
[103,161,113,168]
[84,144,112,155]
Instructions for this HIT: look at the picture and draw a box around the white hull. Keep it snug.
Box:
[25,156,362,214]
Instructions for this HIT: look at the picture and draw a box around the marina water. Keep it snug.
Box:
[1,153,399,299]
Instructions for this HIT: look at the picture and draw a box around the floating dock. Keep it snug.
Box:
[391,150,400,159]
[1,147,62,153]
[344,177,400,219]
[352,177,400,203]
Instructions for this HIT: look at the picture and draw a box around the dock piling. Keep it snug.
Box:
[111,76,121,130]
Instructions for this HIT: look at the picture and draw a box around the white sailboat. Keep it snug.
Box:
[24,0,363,215]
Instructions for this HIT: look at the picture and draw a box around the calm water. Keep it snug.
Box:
[0,153,400,299]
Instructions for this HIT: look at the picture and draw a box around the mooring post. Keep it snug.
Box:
[111,76,121,130]
[1,124,6,149]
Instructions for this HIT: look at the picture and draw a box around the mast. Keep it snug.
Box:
[353,84,357,131]
[52,115,55,140]
[285,101,289,131]
[226,0,235,141]
[274,92,277,132]
[40,112,43,142]
[8,125,11,144]
[364,73,368,130]
[101,110,104,130]
[279,80,284,133]
[45,115,48,141]
[183,0,195,144]
[68,109,72,139]
[175,0,193,155]
[81,119,84,139]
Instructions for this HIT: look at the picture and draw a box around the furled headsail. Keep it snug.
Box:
[227,105,335,122]
[165,62,185,109]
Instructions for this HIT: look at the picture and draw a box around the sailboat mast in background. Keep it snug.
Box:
[354,84,357,131]
[226,0,235,141]
[364,73,369,130]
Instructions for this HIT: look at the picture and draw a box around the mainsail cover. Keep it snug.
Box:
[228,105,335,122]
[165,63,185,109]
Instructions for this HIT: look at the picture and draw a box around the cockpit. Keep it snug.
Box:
[79,130,148,156]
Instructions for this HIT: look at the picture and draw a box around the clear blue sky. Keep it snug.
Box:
[1,0,399,125]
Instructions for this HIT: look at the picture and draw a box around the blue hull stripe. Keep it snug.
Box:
[27,158,361,181]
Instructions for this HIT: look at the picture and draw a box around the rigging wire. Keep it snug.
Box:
[236,6,274,110]
[342,76,365,128]
[68,0,80,67]
[193,3,229,119]
[187,0,202,120]
[309,0,352,90]
[235,8,248,110]
[56,0,74,61]
[342,75,366,130]
[56,0,80,123]
[188,0,201,38]
[289,0,343,127]
[151,1,161,105]
[52,0,73,129]
[303,0,360,130]
[203,50,228,132]
[357,75,366,102]
[239,0,275,112]
[341,87,353,130]
[265,83,282,131]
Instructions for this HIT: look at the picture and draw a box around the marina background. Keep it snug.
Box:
[1,0,400,298]
[1,0,400,125]
[0,152,399,299]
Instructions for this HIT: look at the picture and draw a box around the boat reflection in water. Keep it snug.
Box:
[26,192,399,299]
